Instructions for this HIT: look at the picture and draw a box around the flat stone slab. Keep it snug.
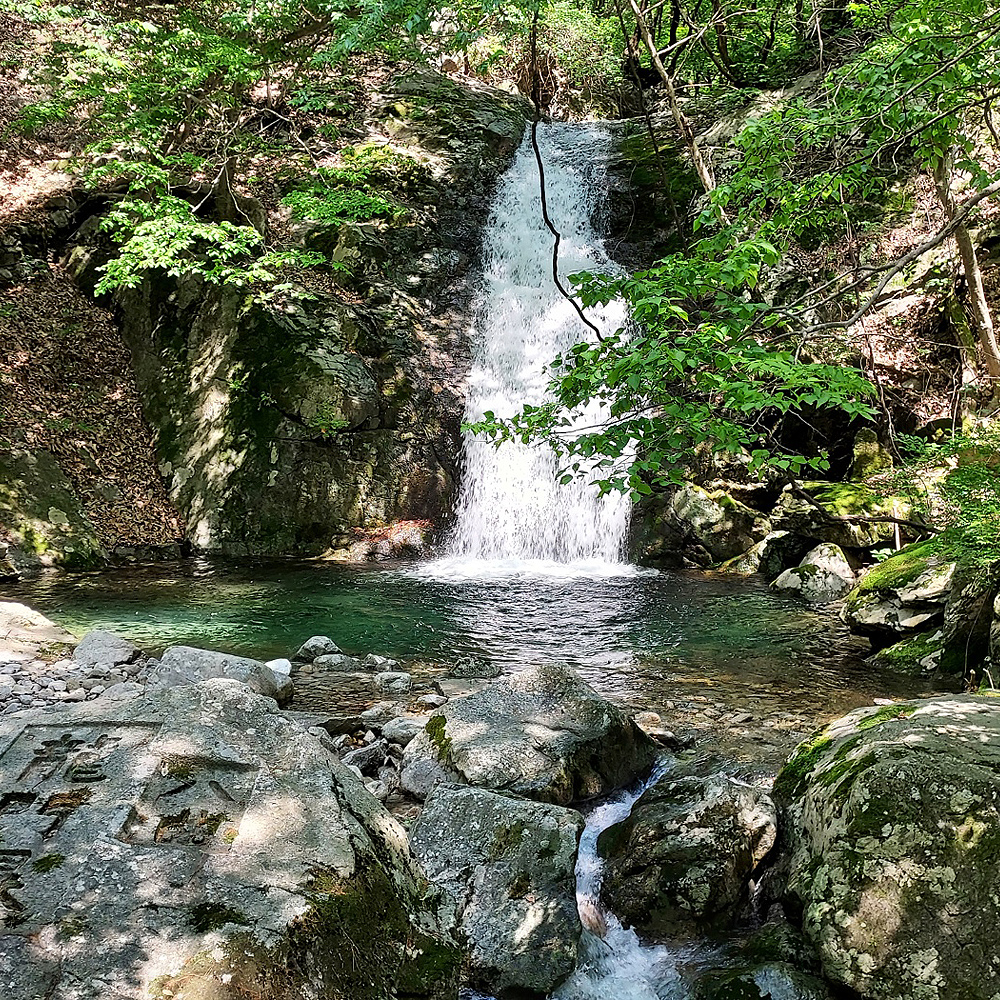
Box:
[0,678,458,999]
[0,601,75,664]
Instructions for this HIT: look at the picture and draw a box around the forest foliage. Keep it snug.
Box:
[6,0,1000,499]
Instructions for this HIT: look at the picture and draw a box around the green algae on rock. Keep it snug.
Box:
[772,696,1000,1000]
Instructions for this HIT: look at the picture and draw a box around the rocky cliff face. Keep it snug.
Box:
[1,70,532,568]
[60,72,530,559]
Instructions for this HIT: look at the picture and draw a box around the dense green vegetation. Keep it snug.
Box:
[477,0,1000,495]
[7,0,1000,510]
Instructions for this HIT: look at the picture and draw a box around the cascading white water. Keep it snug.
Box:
[461,765,715,1000]
[552,766,712,1000]
[427,123,634,578]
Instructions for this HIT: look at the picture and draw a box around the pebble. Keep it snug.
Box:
[417,693,447,709]
[634,711,662,730]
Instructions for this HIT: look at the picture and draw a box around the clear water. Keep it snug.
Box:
[439,121,632,574]
[6,556,926,998]
[2,559,922,718]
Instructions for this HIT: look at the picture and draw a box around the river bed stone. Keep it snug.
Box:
[411,782,584,995]
[400,662,658,804]
[598,765,776,935]
[0,678,460,999]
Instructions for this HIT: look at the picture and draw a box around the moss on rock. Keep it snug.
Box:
[774,696,1000,1000]
[869,631,944,675]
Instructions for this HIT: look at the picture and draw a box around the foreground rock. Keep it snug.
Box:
[598,767,776,935]
[771,543,855,604]
[772,696,1000,1000]
[412,784,584,995]
[0,679,459,999]
[152,644,293,705]
[400,662,658,804]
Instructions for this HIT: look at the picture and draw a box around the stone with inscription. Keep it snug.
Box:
[0,679,459,999]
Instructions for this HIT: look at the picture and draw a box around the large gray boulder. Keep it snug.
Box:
[0,679,459,999]
[73,629,141,670]
[152,644,293,705]
[771,543,855,604]
[772,696,1000,1000]
[411,783,584,996]
[598,768,776,935]
[667,483,772,564]
[842,539,956,642]
[399,662,658,804]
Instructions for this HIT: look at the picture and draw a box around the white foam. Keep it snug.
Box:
[427,123,634,573]
[410,556,657,582]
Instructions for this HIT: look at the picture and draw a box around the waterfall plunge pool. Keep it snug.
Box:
[4,558,929,752]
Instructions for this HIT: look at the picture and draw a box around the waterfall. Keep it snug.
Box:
[428,123,634,578]
[553,765,709,1000]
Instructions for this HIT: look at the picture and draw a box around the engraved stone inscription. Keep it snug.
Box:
[120,758,255,851]
[0,724,159,853]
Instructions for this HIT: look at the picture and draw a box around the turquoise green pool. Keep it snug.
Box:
[3,558,927,722]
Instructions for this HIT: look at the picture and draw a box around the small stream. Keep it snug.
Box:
[553,761,707,1000]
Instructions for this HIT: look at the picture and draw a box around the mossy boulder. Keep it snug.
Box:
[772,697,1000,1000]
[868,630,945,676]
[718,530,813,580]
[772,481,914,549]
[638,483,772,566]
[850,428,893,480]
[842,539,956,642]
[597,766,776,935]
[0,449,106,571]
[771,543,856,604]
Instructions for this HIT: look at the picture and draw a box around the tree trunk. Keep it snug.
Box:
[934,153,1000,381]
[625,0,718,195]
